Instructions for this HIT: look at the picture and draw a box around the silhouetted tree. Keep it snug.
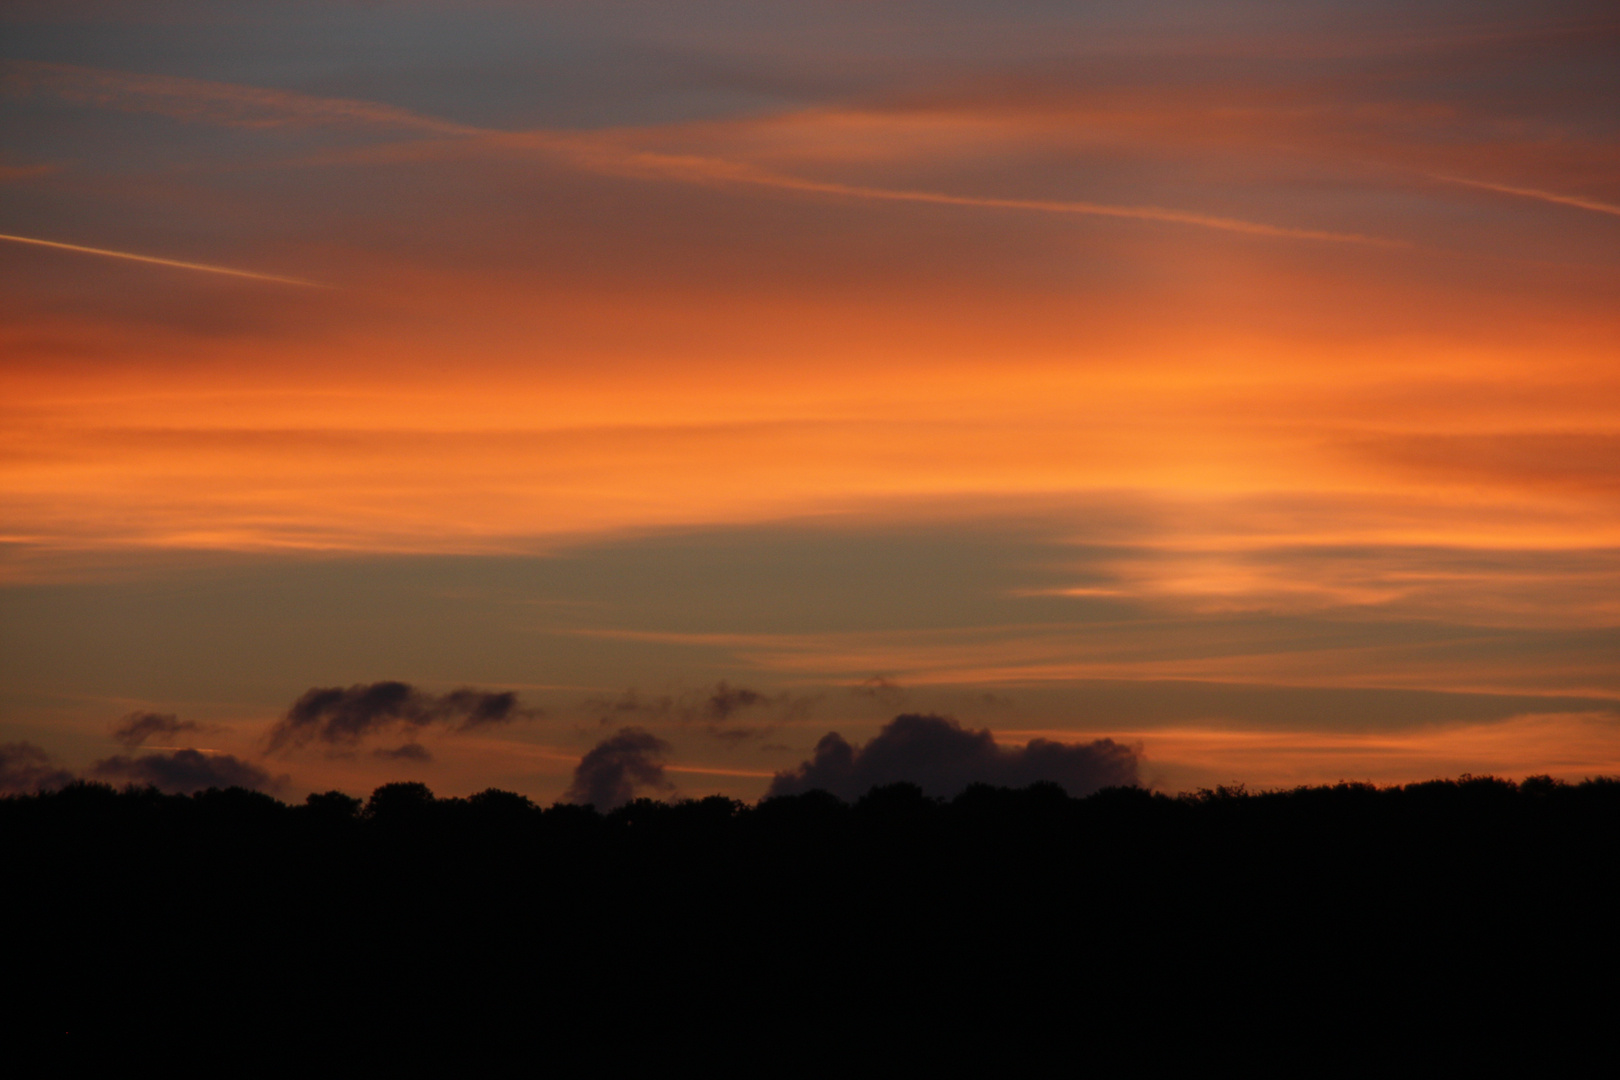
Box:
[5,772,1618,1064]
[364,780,436,822]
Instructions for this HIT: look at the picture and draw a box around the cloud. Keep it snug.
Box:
[266,682,538,752]
[1360,433,1620,496]
[0,162,54,181]
[373,742,432,762]
[90,749,278,795]
[110,711,200,748]
[4,740,280,797]
[707,681,766,720]
[0,742,77,794]
[768,713,1139,800]
[583,681,808,742]
[0,60,474,135]
[851,675,907,705]
[564,728,674,809]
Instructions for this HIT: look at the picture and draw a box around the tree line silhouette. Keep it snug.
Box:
[8,774,1617,1063]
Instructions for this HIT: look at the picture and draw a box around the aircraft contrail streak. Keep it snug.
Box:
[8,60,1398,249]
[1431,175,1620,218]
[582,147,1397,245]
[0,232,325,286]
[753,173,1398,244]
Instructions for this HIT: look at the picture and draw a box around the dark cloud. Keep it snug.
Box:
[373,742,432,762]
[707,681,765,720]
[695,681,769,741]
[709,727,758,744]
[768,714,1139,801]
[91,749,279,795]
[851,676,907,705]
[111,711,200,748]
[584,681,810,742]
[438,688,532,728]
[564,728,674,810]
[585,688,677,725]
[0,742,77,794]
[266,682,538,752]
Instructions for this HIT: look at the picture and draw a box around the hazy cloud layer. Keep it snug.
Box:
[0,742,77,794]
[267,682,537,752]
[90,749,278,795]
[111,711,200,748]
[565,728,674,810]
[769,714,1139,800]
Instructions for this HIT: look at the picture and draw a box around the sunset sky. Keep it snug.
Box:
[3,0,1617,802]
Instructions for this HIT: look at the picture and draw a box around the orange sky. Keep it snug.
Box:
[2,1,1616,800]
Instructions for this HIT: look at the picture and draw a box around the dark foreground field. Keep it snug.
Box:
[8,775,1618,1063]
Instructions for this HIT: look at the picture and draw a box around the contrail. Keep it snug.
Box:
[0,232,325,286]
[1430,174,1620,218]
[581,146,1396,245]
[744,172,1395,244]
[9,57,1399,247]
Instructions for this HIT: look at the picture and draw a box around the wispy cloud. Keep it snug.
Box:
[1,60,475,135]
[0,162,55,181]
[110,711,201,748]
[579,681,814,742]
